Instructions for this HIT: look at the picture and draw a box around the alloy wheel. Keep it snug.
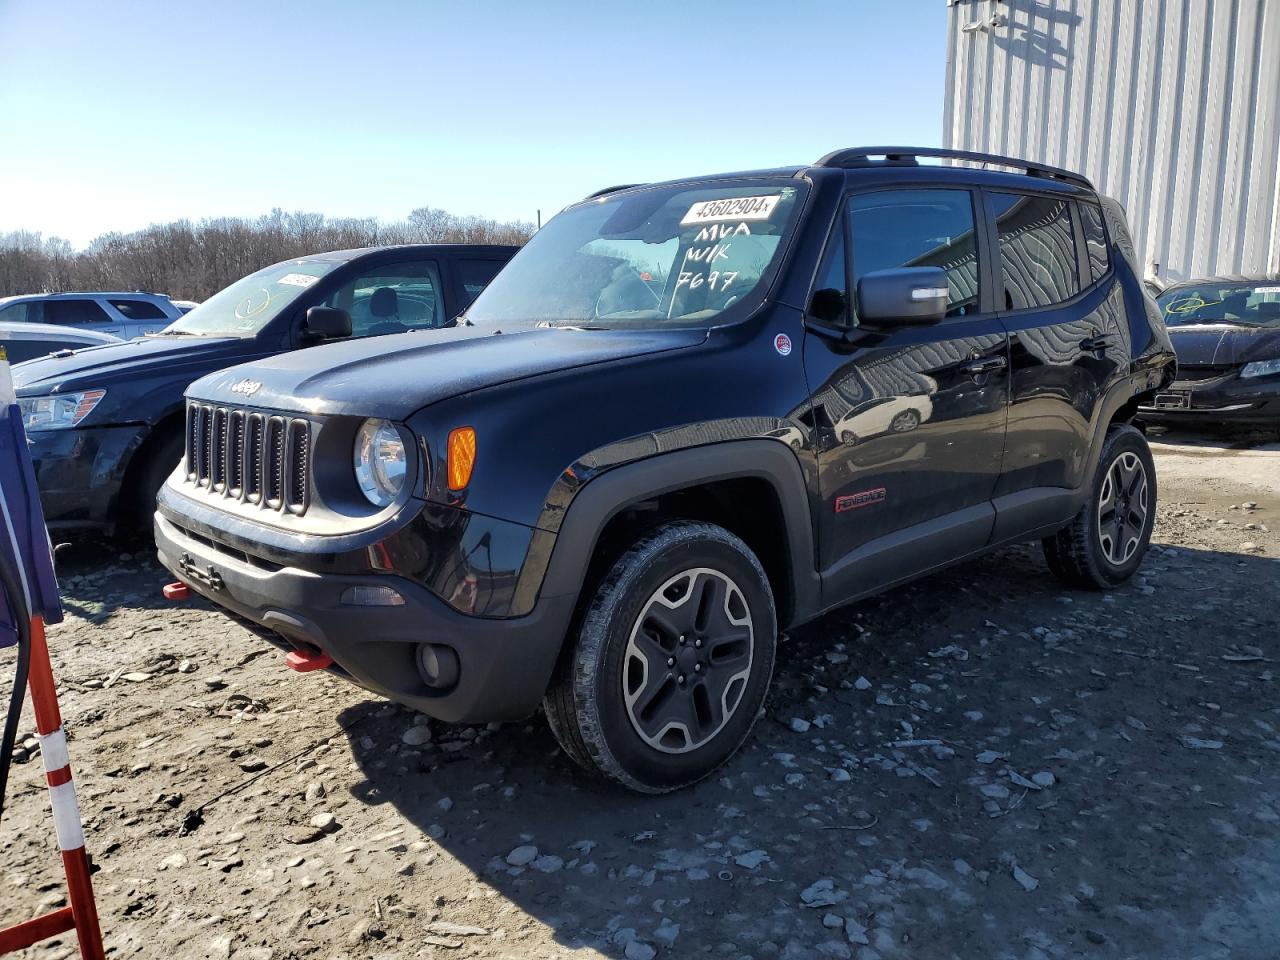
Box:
[622,567,754,754]
[1097,451,1148,565]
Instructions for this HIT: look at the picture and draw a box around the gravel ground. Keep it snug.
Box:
[1,429,1277,960]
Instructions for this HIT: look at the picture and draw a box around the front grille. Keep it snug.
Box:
[1174,364,1235,383]
[185,402,311,514]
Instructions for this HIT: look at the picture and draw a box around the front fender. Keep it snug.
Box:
[525,439,822,628]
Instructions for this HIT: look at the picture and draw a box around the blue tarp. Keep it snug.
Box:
[0,352,62,647]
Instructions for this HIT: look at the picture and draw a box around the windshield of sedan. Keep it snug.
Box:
[1157,282,1280,328]
[464,181,804,328]
[160,259,341,336]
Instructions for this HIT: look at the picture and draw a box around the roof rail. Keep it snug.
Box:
[814,146,1094,191]
[584,183,644,200]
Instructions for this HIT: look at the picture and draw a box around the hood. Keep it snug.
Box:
[12,335,259,396]
[188,325,709,419]
[1168,324,1280,366]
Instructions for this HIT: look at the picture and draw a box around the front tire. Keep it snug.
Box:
[544,521,776,793]
[1043,424,1156,588]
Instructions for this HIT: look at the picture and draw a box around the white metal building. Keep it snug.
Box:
[943,0,1280,284]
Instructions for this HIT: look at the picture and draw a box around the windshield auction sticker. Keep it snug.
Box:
[278,273,320,288]
[681,195,780,226]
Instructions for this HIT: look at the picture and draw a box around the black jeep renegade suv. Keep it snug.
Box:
[156,147,1176,793]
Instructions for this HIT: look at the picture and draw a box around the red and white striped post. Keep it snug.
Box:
[0,616,105,960]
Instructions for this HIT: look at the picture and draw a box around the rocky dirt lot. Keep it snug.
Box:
[2,428,1278,960]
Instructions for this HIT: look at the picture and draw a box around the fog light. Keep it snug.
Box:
[417,643,460,690]
[340,585,405,606]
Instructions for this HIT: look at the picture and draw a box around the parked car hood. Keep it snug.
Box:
[11,335,261,396]
[1169,324,1280,366]
[189,326,709,419]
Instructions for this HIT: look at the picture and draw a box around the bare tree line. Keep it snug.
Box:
[0,207,535,302]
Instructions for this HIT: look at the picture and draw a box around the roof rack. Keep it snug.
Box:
[814,146,1094,191]
[584,183,644,200]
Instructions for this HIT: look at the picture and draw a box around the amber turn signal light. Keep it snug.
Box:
[447,427,477,490]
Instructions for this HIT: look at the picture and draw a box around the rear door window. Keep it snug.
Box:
[456,259,506,308]
[990,193,1080,310]
[108,298,169,320]
[848,189,981,319]
[42,299,113,326]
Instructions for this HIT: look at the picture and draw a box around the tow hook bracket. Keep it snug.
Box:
[161,581,190,601]
[177,553,224,591]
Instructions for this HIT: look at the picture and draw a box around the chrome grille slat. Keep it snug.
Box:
[183,401,311,516]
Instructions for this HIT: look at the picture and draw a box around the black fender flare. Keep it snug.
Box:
[532,439,822,628]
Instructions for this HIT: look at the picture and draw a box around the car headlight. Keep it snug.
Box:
[353,418,407,507]
[17,389,106,431]
[1240,358,1280,379]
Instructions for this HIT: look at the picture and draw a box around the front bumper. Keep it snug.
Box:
[27,424,148,529]
[1140,375,1280,427]
[154,511,575,723]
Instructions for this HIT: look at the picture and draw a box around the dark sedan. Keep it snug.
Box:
[1141,276,1280,434]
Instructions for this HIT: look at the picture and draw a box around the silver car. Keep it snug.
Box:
[0,321,121,364]
[0,291,185,339]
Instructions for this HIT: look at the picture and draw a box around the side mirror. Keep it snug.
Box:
[301,306,352,341]
[857,267,948,326]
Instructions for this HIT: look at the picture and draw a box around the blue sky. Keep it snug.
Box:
[0,1,946,248]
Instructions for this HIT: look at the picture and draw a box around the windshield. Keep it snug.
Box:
[162,259,342,336]
[1157,282,1280,328]
[465,180,804,328]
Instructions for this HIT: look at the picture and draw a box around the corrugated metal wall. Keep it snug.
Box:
[944,0,1280,283]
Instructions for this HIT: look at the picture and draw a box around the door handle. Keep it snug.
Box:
[1080,334,1112,354]
[961,356,1008,377]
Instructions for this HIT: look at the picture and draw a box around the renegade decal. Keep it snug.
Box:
[681,195,780,226]
[835,487,887,513]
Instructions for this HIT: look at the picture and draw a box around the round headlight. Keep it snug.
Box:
[353,418,407,507]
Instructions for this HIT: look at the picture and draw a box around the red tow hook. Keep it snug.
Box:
[285,649,334,673]
[162,581,190,601]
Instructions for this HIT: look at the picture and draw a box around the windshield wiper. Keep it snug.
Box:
[1173,317,1262,327]
[151,329,204,337]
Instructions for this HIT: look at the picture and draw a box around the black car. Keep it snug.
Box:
[1141,276,1280,433]
[12,244,517,532]
[155,147,1175,792]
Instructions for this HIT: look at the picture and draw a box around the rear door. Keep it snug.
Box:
[106,297,173,338]
[802,186,1010,599]
[986,191,1128,537]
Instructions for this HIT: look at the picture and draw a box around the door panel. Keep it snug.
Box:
[803,188,1010,599]
[988,192,1126,497]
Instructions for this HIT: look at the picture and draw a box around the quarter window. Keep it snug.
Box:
[848,189,980,319]
[325,261,444,337]
[990,193,1080,310]
[43,299,112,326]
[1078,201,1110,284]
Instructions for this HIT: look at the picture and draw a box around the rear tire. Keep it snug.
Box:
[544,521,776,793]
[1043,424,1156,589]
